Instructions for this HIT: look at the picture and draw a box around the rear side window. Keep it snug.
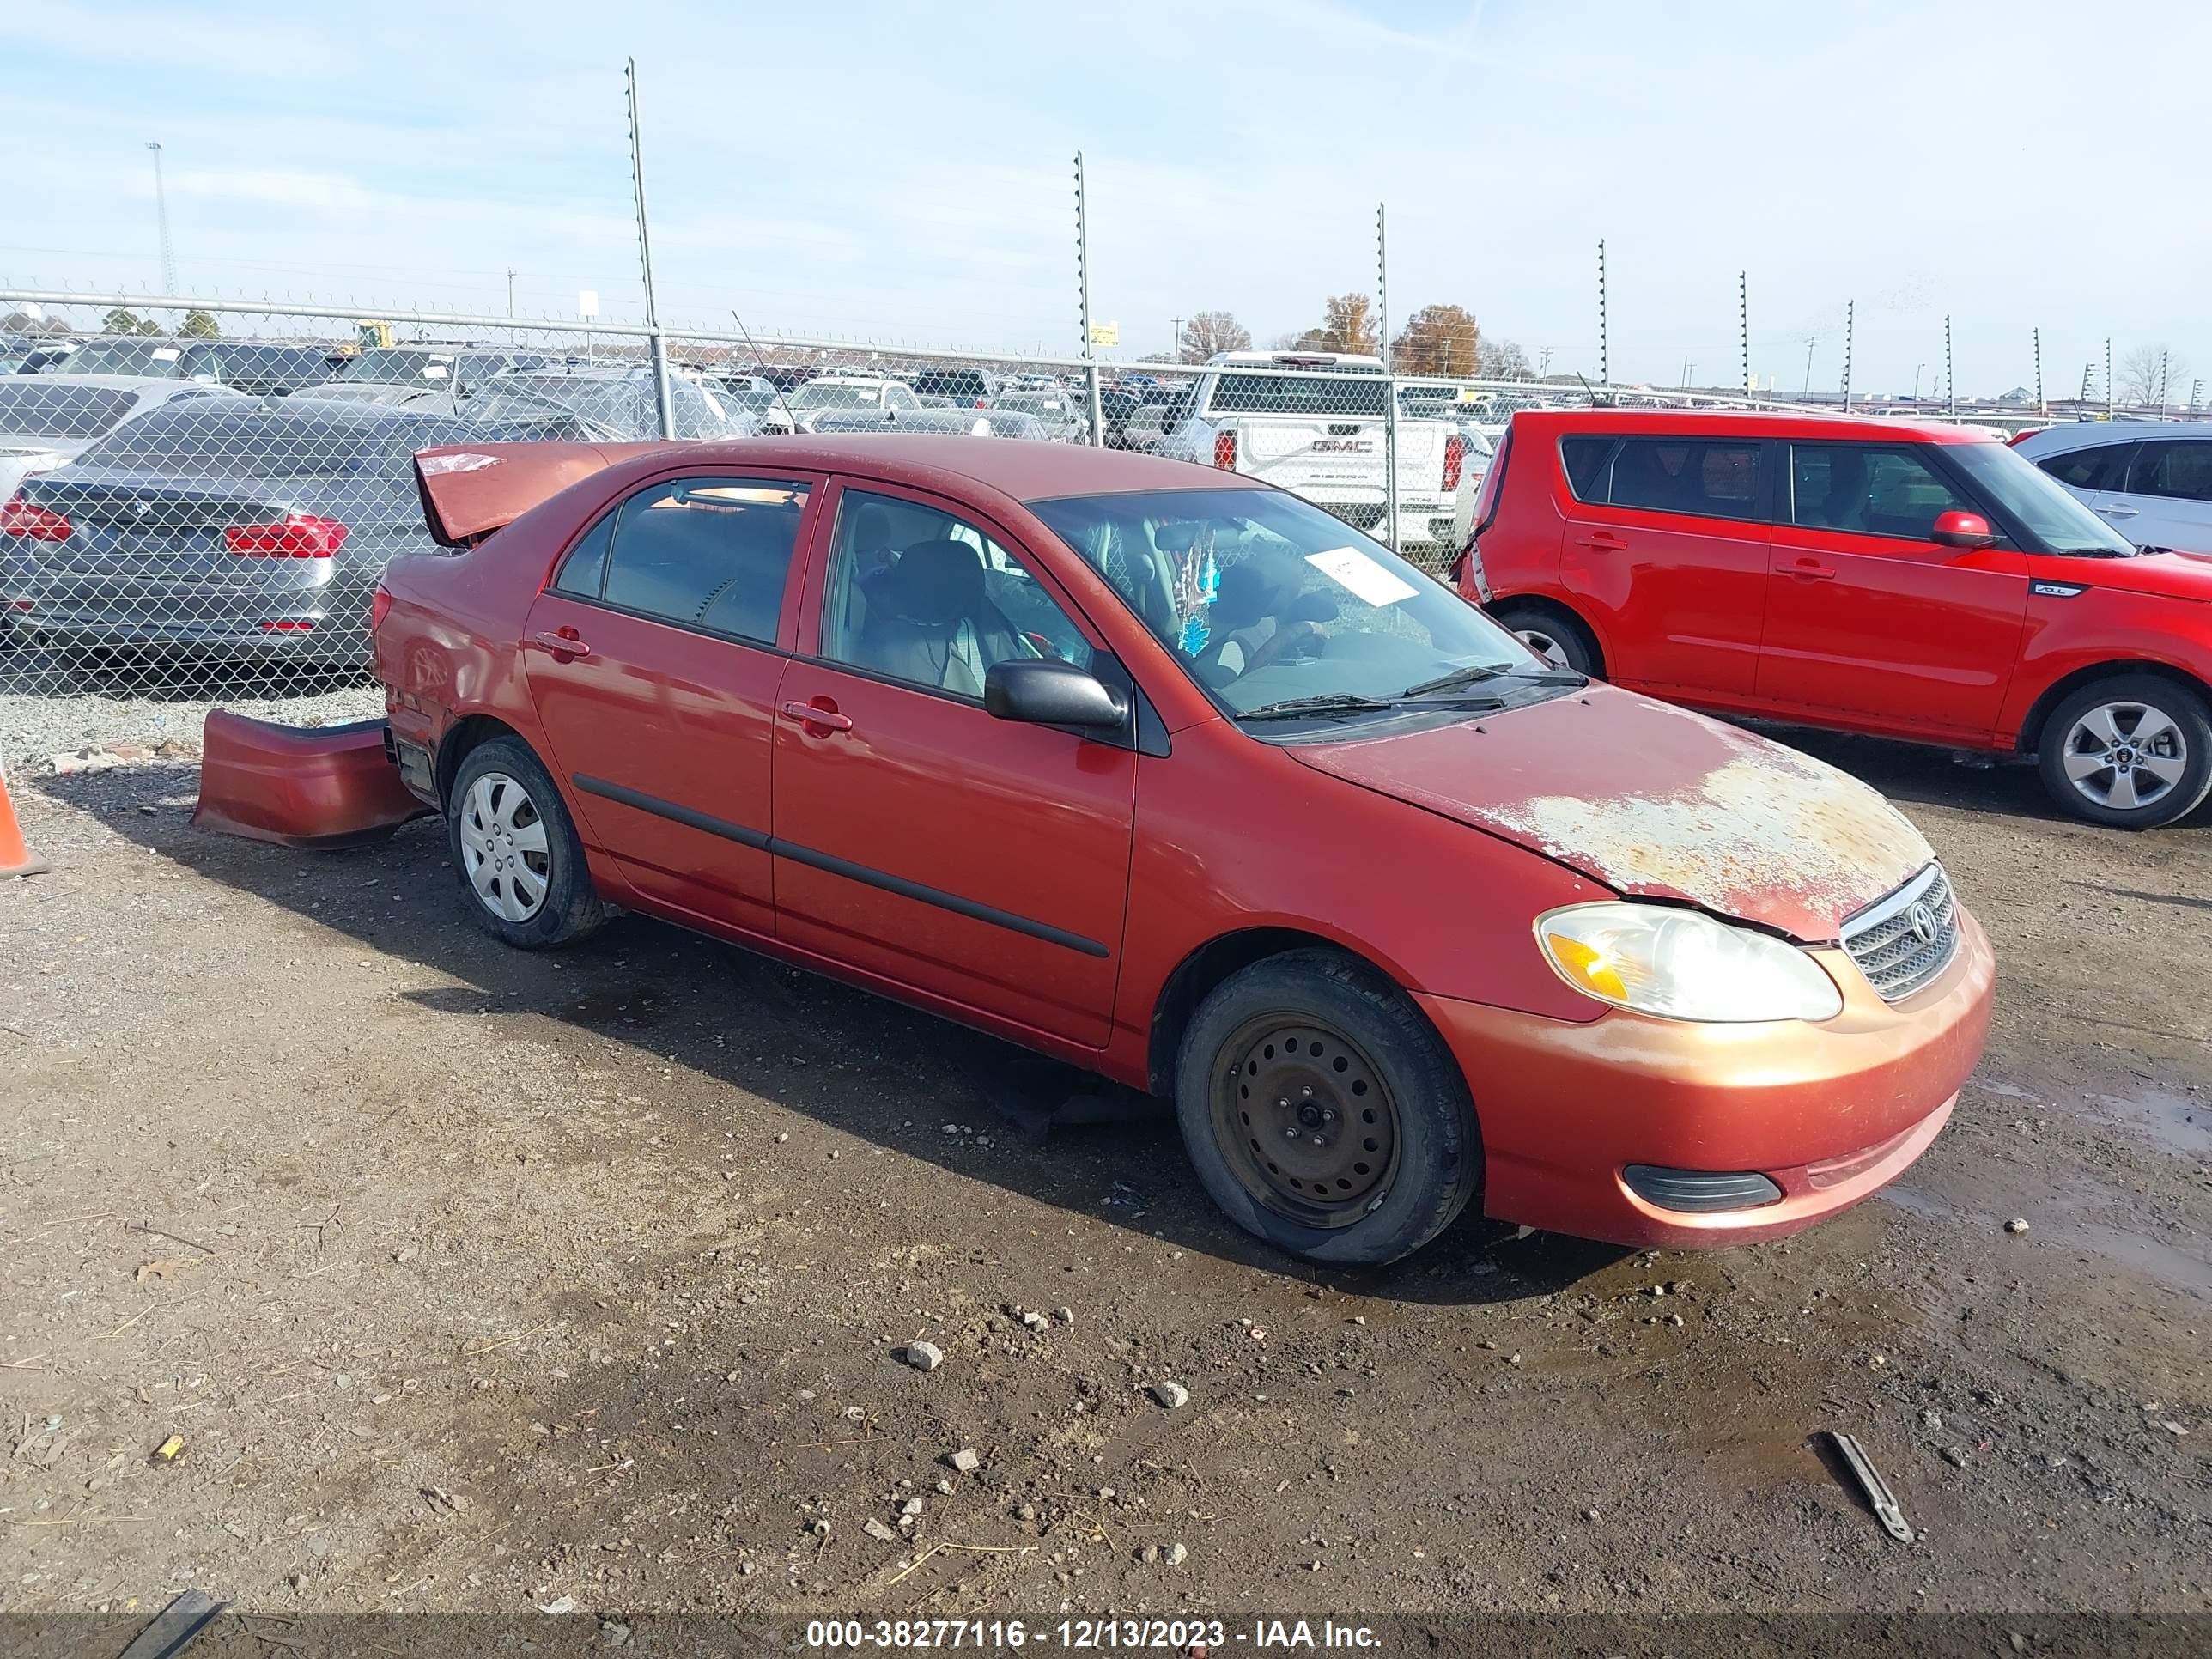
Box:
[1559,435,1612,501]
[1791,444,1973,539]
[2037,442,2130,491]
[2127,440,2212,504]
[554,511,615,598]
[1206,374,1389,418]
[599,477,811,643]
[1608,438,1764,522]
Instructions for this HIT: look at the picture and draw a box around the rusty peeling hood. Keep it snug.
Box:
[1294,686,1933,942]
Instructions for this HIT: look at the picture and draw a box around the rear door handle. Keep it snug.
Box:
[1788,559,1836,581]
[527,629,592,658]
[781,699,854,732]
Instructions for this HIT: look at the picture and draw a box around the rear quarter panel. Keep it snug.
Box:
[1471,417,1570,599]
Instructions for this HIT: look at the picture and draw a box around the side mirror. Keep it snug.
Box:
[1931,509,1996,550]
[984,659,1127,730]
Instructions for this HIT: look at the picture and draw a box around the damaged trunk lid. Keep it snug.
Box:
[412,440,669,548]
[1293,686,1934,942]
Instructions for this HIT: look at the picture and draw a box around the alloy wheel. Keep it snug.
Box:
[1210,1017,1401,1230]
[2059,701,2188,812]
[458,771,551,922]
[1514,628,1568,668]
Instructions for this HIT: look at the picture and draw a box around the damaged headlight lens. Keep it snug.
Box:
[1536,903,1844,1024]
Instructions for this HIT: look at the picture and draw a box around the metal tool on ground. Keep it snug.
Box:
[1824,1430,1916,1542]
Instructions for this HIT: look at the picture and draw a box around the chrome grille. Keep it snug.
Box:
[1841,865,1960,1003]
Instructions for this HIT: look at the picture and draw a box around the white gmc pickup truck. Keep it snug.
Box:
[1158,352,1468,549]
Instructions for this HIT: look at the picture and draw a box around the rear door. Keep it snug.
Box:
[769,479,1134,1048]
[1757,441,2027,739]
[2114,438,2212,555]
[1560,432,1775,693]
[520,471,822,939]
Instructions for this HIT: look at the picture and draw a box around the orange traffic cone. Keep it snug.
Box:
[0,752,49,878]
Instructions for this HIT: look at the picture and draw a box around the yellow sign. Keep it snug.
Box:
[1088,321,1119,347]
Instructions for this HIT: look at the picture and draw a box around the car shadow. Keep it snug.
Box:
[36,765,1629,1308]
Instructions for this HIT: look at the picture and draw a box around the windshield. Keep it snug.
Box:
[1028,486,1546,720]
[55,339,182,376]
[1947,440,2136,556]
[337,349,470,384]
[792,383,885,410]
[0,383,143,439]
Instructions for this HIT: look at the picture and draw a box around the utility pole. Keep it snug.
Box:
[1944,314,1956,417]
[1738,270,1750,399]
[623,59,675,440]
[1074,151,1103,447]
[2033,326,2044,413]
[1378,202,1400,553]
[1538,345,1553,375]
[1596,238,1607,386]
[1170,315,1182,363]
[146,142,176,295]
[1840,300,1855,410]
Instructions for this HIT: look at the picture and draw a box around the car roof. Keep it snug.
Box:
[0,373,224,393]
[1511,407,1990,445]
[2021,420,2211,443]
[614,433,1248,501]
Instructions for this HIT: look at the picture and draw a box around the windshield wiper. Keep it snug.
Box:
[1401,663,1586,698]
[1237,693,1399,721]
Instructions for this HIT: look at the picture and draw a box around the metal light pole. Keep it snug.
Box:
[1378,202,1400,552]
[146,142,176,295]
[1075,152,1103,447]
[623,59,676,440]
[1913,363,1924,401]
[1802,337,1815,398]
[1596,239,1608,387]
[1840,300,1855,410]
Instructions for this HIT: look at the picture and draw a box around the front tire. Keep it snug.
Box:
[2036,674,2212,830]
[1174,950,1480,1265]
[1489,600,1600,675]
[447,737,606,948]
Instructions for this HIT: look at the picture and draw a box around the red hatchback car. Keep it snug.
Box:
[374,436,1994,1264]
[1457,410,2212,829]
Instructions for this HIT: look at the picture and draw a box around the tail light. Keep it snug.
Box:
[257,619,317,633]
[369,582,393,632]
[225,514,349,558]
[975,398,988,409]
[1442,434,1467,493]
[1,495,70,542]
[1212,429,1238,470]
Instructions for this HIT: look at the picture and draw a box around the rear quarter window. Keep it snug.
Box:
[1559,435,1613,501]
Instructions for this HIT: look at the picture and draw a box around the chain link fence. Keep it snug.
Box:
[3,289,1816,720]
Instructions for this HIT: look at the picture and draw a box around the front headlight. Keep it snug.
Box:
[1536,902,1844,1024]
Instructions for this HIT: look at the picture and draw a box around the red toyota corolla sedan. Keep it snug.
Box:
[373,436,1994,1264]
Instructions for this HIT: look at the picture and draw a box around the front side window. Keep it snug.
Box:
[818,489,1090,700]
[593,477,810,642]
[2128,440,2212,505]
[1944,440,2135,556]
[1791,443,1972,539]
[1029,486,1543,722]
[1609,438,1764,521]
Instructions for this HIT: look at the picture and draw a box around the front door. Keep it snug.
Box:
[1560,433,1774,694]
[769,482,1134,1048]
[1758,441,2027,739]
[521,471,820,938]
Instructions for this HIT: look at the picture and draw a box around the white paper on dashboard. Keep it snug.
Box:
[1305,546,1418,607]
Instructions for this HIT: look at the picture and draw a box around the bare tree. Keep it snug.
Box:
[1273,328,1328,351]
[1394,303,1481,377]
[2117,343,2185,407]
[1481,337,1533,380]
[1179,310,1252,363]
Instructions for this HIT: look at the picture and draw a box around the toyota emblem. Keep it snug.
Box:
[1907,902,1939,945]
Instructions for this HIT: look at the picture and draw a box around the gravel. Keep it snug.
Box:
[1,682,384,770]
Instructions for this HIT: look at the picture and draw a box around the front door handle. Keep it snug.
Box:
[781,698,854,733]
[1573,532,1626,550]
[2100,504,2140,518]
[527,629,592,659]
[1788,558,1836,581]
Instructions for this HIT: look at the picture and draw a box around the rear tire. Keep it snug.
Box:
[1174,950,1480,1266]
[447,737,606,948]
[2036,674,2212,830]
[1490,600,1600,675]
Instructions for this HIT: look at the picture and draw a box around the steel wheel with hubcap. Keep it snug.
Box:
[447,736,607,948]
[1176,949,1480,1265]
[2037,674,2212,830]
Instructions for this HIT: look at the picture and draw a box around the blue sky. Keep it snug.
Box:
[6,0,2205,396]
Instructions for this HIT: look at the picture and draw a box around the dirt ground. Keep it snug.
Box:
[1,726,2206,1629]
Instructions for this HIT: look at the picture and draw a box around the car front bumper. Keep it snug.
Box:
[1414,908,1996,1249]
